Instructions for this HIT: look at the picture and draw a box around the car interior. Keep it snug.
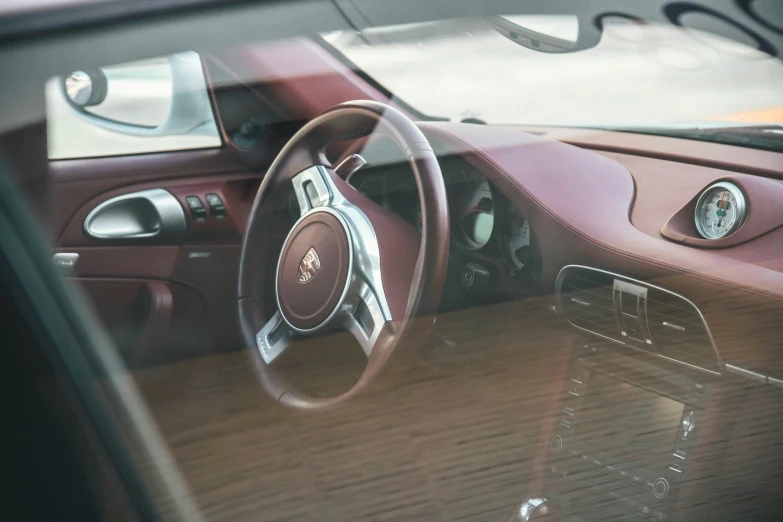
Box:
[2,1,783,521]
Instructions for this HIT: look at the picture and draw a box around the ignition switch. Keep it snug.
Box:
[461,263,491,294]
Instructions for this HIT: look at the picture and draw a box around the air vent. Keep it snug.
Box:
[646,289,721,372]
[557,268,617,339]
[556,266,721,374]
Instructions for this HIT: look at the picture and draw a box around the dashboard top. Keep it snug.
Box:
[342,121,783,377]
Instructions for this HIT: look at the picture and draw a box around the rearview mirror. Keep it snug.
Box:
[487,15,601,53]
[58,52,216,138]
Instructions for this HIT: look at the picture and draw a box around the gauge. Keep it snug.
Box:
[506,212,531,270]
[500,205,542,285]
[459,178,494,249]
[694,181,747,239]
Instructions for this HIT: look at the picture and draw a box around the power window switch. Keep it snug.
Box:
[186,196,207,221]
[205,193,226,219]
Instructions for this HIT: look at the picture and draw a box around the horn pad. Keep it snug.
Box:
[276,211,351,330]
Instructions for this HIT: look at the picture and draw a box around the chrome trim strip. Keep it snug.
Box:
[769,376,783,389]
[52,252,79,275]
[663,321,686,332]
[554,264,723,375]
[338,154,368,183]
[84,188,186,240]
[725,363,766,384]
[698,364,783,388]
[255,311,291,364]
[511,498,548,522]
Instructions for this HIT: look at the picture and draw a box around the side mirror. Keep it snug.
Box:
[64,70,108,107]
[58,52,215,138]
[487,15,602,53]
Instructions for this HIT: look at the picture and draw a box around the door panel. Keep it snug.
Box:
[50,148,262,366]
[56,246,180,279]
[55,173,258,247]
[46,36,401,367]
[50,149,246,239]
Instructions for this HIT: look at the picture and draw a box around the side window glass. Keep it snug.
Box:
[46,52,221,160]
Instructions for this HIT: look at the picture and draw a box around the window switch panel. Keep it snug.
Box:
[185,195,207,221]
[205,192,226,219]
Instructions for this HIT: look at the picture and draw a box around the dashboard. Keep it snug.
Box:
[391,123,783,521]
[346,156,543,312]
[337,122,783,379]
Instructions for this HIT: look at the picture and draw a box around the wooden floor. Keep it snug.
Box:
[131,300,565,521]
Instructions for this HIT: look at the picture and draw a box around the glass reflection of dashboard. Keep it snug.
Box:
[347,157,542,312]
[575,374,684,468]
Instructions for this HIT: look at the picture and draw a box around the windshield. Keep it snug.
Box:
[324,17,783,145]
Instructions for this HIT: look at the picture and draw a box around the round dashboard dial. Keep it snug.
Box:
[506,212,531,270]
[694,181,747,239]
[459,178,494,249]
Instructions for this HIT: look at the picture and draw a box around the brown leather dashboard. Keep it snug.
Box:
[416,122,783,377]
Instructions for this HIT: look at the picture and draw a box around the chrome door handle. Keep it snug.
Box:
[83,189,186,240]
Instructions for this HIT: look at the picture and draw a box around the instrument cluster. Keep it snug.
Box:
[347,158,542,292]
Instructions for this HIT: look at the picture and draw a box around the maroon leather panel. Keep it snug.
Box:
[660,175,783,248]
[600,151,783,272]
[71,278,205,366]
[75,278,156,333]
[49,148,244,239]
[171,244,241,356]
[134,280,174,363]
[518,126,783,180]
[57,174,258,246]
[331,172,422,321]
[417,122,783,374]
[602,151,742,238]
[602,151,783,247]
[56,246,179,279]
[167,177,258,240]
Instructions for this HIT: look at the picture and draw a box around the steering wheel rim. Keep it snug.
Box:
[237,100,450,410]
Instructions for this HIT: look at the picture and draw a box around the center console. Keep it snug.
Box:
[543,342,715,521]
[538,266,723,521]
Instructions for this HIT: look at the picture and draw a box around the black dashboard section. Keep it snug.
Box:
[556,266,722,375]
[203,57,300,170]
[346,156,543,313]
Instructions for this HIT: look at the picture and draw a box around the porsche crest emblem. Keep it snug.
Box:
[298,247,321,282]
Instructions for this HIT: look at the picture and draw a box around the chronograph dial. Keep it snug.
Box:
[694,182,747,239]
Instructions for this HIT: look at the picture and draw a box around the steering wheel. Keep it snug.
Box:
[237,100,450,410]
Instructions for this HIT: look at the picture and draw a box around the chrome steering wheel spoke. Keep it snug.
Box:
[291,166,332,216]
[255,311,293,364]
[341,278,389,357]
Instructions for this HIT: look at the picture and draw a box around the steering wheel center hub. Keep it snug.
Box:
[276,209,352,331]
